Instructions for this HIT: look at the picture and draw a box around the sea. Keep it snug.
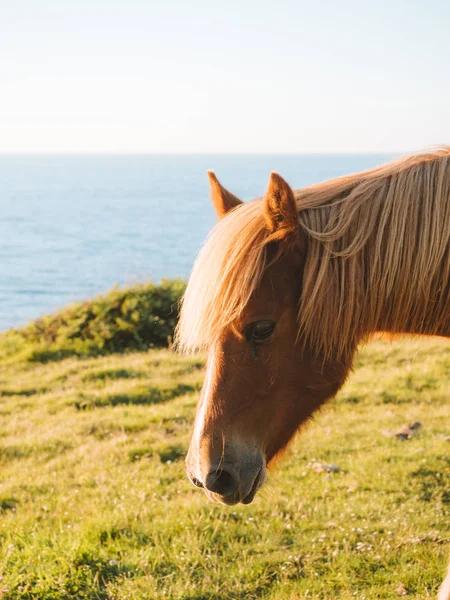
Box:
[0,153,395,332]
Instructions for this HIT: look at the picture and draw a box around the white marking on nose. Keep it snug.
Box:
[438,564,450,600]
[192,353,216,480]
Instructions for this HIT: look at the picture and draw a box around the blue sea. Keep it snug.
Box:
[0,154,394,331]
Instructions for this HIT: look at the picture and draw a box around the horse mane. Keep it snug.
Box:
[176,147,450,359]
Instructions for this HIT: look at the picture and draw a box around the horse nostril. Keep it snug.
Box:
[191,476,204,489]
[187,469,204,489]
[205,467,238,497]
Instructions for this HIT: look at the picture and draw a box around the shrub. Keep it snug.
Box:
[11,279,186,361]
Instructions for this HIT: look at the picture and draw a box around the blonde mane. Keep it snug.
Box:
[176,148,450,358]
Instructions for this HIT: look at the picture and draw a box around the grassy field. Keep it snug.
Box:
[0,335,448,599]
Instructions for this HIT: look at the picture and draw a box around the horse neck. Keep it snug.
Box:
[297,153,450,359]
[375,277,450,338]
[338,164,450,342]
[361,207,450,339]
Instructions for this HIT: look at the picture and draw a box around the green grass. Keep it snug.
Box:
[0,336,448,599]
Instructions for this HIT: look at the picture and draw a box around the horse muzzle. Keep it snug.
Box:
[186,445,266,505]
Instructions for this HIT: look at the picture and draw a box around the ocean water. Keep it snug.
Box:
[0,153,394,331]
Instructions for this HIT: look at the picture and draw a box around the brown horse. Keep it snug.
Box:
[176,149,450,598]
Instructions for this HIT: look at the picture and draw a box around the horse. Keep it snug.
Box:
[175,148,450,599]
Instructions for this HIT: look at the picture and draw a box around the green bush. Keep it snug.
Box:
[9,279,186,361]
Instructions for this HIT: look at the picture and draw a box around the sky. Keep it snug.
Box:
[1,0,450,153]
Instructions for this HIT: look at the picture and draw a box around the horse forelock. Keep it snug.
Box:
[175,199,270,353]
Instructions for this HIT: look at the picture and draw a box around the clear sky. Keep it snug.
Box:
[1,0,449,153]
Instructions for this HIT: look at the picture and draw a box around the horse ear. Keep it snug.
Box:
[263,172,299,240]
[207,171,243,218]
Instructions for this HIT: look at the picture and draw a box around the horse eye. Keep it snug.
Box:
[246,320,276,342]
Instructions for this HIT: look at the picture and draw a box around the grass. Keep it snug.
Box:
[0,335,448,599]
